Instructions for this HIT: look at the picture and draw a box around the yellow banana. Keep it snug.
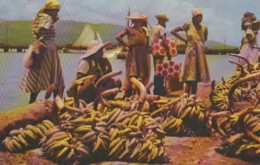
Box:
[109,139,125,156]
[57,146,69,158]
[23,130,36,141]
[93,136,102,152]
[67,148,75,160]
[129,114,139,126]
[109,137,121,149]
[82,131,96,140]
[18,134,28,147]
[74,126,92,134]
[180,106,192,119]
[42,120,54,129]
[118,128,132,135]
[12,138,22,151]
[37,123,48,134]
[137,116,144,128]
[25,125,38,135]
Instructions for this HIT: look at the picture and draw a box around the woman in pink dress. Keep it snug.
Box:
[239,12,260,66]
[20,0,64,103]
[116,13,151,97]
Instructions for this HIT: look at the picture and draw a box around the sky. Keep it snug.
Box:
[1,0,260,46]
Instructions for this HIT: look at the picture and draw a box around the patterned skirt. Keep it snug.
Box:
[20,40,65,93]
[123,45,151,90]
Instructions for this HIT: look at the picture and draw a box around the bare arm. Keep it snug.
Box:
[171,26,187,45]
[162,34,171,60]
[204,26,208,41]
[116,29,129,47]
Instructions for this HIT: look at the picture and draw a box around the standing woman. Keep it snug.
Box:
[20,0,65,103]
[116,13,151,97]
[239,12,260,66]
[171,8,210,95]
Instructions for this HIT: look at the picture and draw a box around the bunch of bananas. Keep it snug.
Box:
[210,61,260,111]
[2,120,54,152]
[216,105,260,160]
[41,126,92,162]
[71,110,110,153]
[162,116,183,135]
[40,104,166,163]
[108,132,164,162]
[107,97,150,112]
[210,75,238,111]
[41,109,110,163]
[107,110,165,162]
[152,94,211,136]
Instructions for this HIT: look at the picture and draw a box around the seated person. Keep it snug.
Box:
[69,40,121,103]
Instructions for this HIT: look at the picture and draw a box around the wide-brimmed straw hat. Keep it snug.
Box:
[155,14,169,22]
[126,12,149,20]
[192,8,203,18]
[80,40,112,59]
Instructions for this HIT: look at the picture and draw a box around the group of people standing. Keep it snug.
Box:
[116,8,210,97]
[20,0,260,104]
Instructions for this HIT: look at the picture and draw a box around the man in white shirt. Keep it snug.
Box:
[151,14,170,95]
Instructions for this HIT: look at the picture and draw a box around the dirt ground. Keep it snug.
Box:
[0,135,254,165]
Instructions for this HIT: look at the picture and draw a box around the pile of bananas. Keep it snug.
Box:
[151,94,211,136]
[216,104,260,161]
[2,120,54,152]
[210,76,258,111]
[41,126,95,162]
[40,109,110,162]
[106,109,165,162]
[210,61,260,111]
[39,101,165,164]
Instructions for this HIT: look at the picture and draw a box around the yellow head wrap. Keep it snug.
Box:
[44,0,60,10]
[32,0,60,27]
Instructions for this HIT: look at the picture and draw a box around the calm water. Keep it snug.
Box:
[0,53,237,110]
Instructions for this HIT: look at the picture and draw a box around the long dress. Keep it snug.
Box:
[150,24,167,95]
[123,27,151,90]
[239,28,259,66]
[179,22,210,82]
[20,13,64,94]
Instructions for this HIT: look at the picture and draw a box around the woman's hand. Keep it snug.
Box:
[53,16,59,23]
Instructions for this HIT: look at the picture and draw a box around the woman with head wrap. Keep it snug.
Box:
[239,12,260,66]
[171,8,210,95]
[20,0,65,103]
[116,12,151,97]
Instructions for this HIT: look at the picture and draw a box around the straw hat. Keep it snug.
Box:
[192,8,202,18]
[80,40,112,59]
[126,12,149,20]
[155,14,169,22]
[44,0,60,10]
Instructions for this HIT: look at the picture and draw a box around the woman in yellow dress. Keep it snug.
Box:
[171,8,210,95]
